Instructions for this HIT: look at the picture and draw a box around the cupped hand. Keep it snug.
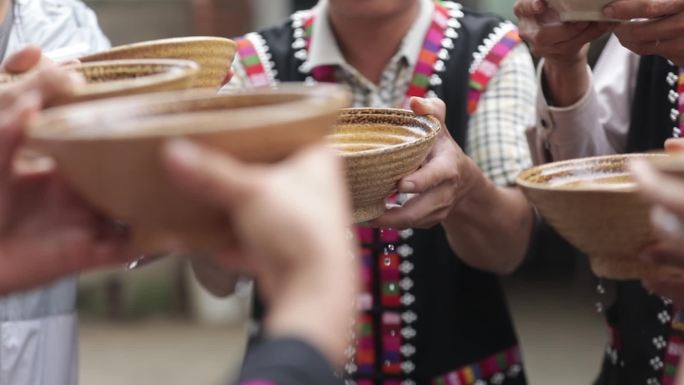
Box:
[163,140,358,366]
[514,0,613,67]
[608,0,684,66]
[631,139,684,306]
[370,97,473,229]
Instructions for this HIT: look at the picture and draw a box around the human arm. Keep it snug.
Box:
[627,139,684,306]
[235,337,343,385]
[607,0,684,66]
[163,141,357,366]
[515,0,640,162]
[371,45,536,274]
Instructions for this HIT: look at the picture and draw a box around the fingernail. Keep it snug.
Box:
[401,180,416,192]
[532,0,544,12]
[166,139,201,166]
[603,4,615,18]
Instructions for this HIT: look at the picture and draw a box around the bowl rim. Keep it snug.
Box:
[28,83,352,141]
[515,153,667,193]
[333,107,442,159]
[0,59,199,102]
[68,59,199,95]
[79,36,237,62]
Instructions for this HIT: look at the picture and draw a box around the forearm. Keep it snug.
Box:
[237,338,342,385]
[265,242,356,367]
[529,60,624,163]
[442,163,535,274]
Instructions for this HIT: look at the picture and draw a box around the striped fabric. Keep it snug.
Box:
[468,28,522,114]
[432,346,522,385]
[661,309,684,385]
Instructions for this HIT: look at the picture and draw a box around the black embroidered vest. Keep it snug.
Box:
[595,56,682,385]
[239,3,528,384]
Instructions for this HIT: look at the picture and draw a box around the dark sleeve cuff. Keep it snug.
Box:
[235,337,343,385]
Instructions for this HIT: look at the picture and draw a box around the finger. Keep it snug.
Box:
[162,138,261,211]
[665,138,684,153]
[537,22,594,45]
[631,159,684,217]
[613,15,682,45]
[642,278,684,306]
[540,24,612,56]
[604,0,684,20]
[513,0,547,17]
[398,148,458,193]
[634,35,684,62]
[59,59,81,67]
[0,65,82,108]
[26,65,83,104]
[642,242,684,269]
[1,45,42,74]
[0,92,41,180]
[410,96,446,123]
[370,183,454,229]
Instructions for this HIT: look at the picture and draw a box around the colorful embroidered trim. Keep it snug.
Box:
[235,33,278,88]
[402,2,452,108]
[382,311,404,375]
[661,309,684,385]
[356,313,377,375]
[467,22,522,114]
[432,346,523,385]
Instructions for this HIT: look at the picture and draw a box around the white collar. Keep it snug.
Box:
[300,0,435,73]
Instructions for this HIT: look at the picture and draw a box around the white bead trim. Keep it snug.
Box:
[469,21,517,75]
[245,32,279,86]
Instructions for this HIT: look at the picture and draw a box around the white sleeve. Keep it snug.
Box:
[10,0,110,61]
[526,35,640,164]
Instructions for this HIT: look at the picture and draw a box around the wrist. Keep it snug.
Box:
[443,156,493,223]
[542,56,590,107]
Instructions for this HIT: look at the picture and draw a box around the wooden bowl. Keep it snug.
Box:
[330,108,441,223]
[0,59,198,106]
[80,37,236,89]
[517,153,684,280]
[27,84,351,254]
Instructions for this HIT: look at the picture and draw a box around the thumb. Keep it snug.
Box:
[410,96,446,123]
[162,139,261,211]
[2,46,43,74]
[665,138,684,154]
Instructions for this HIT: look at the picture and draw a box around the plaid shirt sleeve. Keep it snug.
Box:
[465,43,536,187]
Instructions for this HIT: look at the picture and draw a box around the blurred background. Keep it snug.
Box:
[78,1,606,384]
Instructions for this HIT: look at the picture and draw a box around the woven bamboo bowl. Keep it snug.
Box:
[80,36,236,89]
[330,108,441,223]
[0,59,198,106]
[517,153,684,280]
[27,84,351,254]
